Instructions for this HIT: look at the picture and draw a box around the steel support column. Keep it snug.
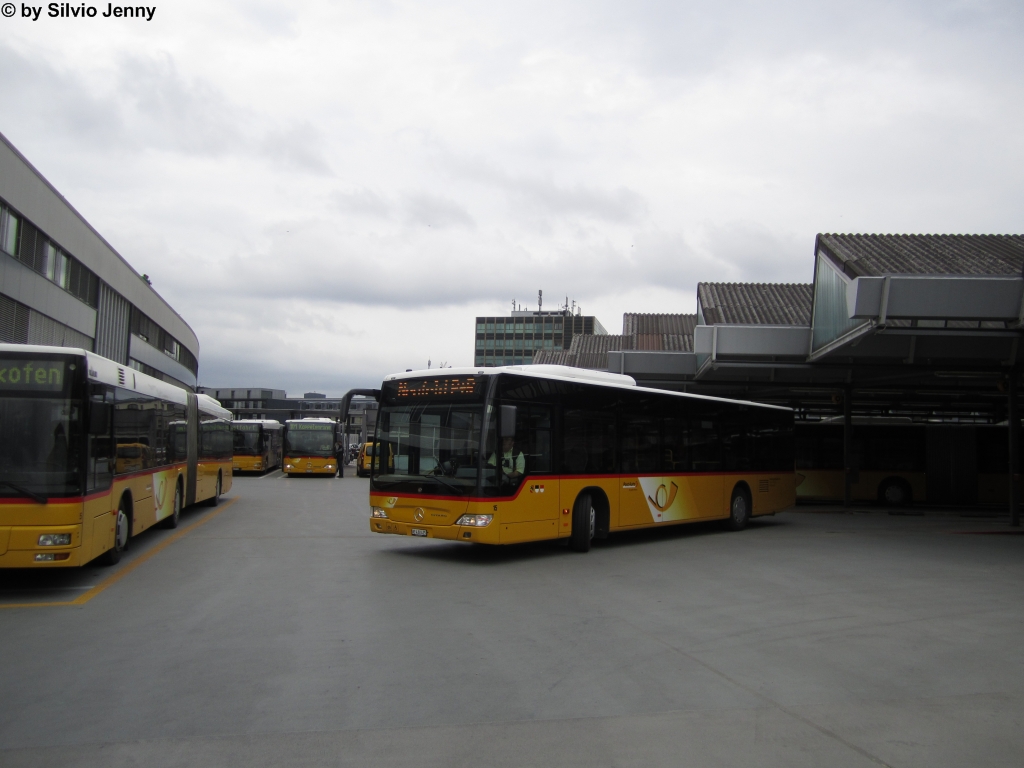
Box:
[843,387,853,508]
[1009,376,1020,527]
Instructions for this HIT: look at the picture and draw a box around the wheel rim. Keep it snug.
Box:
[732,495,747,521]
[588,506,596,540]
[174,487,181,517]
[115,509,128,550]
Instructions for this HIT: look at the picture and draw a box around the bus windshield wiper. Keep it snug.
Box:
[0,480,48,505]
[427,472,464,495]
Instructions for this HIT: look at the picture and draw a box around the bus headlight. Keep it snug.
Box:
[371,507,389,519]
[285,463,294,470]
[38,534,71,546]
[455,514,493,527]
[325,463,334,470]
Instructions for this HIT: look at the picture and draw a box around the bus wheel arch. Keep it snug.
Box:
[162,477,184,529]
[570,489,602,553]
[878,477,912,506]
[585,487,611,540]
[728,482,752,531]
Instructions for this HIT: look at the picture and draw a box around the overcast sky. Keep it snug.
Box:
[2,0,1022,395]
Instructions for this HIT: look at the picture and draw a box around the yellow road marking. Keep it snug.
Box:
[0,497,238,609]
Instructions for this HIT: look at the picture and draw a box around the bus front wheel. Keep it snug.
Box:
[570,493,595,553]
[728,486,751,531]
[162,482,182,529]
[878,478,911,506]
[100,499,131,565]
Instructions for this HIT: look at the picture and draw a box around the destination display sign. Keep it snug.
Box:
[288,423,334,430]
[0,358,68,392]
[395,376,479,399]
[233,424,261,432]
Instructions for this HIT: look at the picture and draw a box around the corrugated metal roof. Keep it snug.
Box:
[532,349,576,366]
[697,283,813,325]
[569,334,632,369]
[817,234,1024,278]
[622,313,697,337]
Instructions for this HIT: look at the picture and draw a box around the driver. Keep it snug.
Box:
[487,436,524,482]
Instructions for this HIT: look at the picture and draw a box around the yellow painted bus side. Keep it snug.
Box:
[370,471,794,545]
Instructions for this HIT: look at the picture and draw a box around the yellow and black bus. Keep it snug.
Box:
[0,343,233,567]
[368,365,795,551]
[795,421,1020,506]
[283,418,338,477]
[232,419,283,473]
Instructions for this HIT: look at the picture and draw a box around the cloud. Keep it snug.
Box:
[1,0,1021,393]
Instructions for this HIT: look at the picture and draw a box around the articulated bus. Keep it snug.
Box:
[0,344,233,568]
[283,418,339,476]
[368,366,795,551]
[232,419,283,473]
[796,421,1020,506]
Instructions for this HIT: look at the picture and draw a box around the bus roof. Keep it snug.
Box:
[383,364,792,413]
[0,343,231,417]
[284,418,335,424]
[232,419,283,428]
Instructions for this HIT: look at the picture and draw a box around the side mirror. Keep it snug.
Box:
[499,405,517,438]
[89,403,111,435]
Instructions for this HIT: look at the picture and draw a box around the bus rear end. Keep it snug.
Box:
[0,348,96,567]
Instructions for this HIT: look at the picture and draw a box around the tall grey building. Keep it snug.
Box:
[0,132,199,390]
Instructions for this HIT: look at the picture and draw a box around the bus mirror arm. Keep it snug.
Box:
[89,403,111,435]
[499,405,517,438]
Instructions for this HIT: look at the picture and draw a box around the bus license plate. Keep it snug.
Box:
[411,528,427,537]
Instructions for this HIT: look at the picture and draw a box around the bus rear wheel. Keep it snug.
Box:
[206,474,222,507]
[570,493,595,553]
[728,486,751,531]
[162,482,182,529]
[879,478,911,506]
[100,499,131,565]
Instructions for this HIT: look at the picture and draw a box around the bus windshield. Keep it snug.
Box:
[285,426,334,457]
[371,402,484,495]
[233,426,263,455]
[0,396,82,498]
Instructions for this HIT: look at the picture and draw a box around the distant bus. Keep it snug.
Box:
[283,418,339,477]
[795,421,1018,506]
[0,344,233,568]
[232,419,283,473]
[368,366,795,551]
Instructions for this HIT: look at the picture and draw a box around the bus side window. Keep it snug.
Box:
[516,406,552,474]
[662,417,688,472]
[87,385,113,492]
[690,416,721,472]
[620,408,659,474]
[562,409,615,474]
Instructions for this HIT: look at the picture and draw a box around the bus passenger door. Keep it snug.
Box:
[499,407,557,541]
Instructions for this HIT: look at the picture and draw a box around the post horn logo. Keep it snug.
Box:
[647,482,679,512]
[414,508,425,522]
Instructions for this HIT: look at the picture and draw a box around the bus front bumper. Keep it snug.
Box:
[233,456,265,472]
[369,518,497,544]
[0,525,84,567]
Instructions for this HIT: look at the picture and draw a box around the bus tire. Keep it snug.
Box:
[206,473,222,507]
[100,497,131,566]
[728,485,751,531]
[570,493,595,553]
[878,478,911,506]
[162,481,183,529]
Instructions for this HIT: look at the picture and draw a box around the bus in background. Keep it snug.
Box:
[232,419,283,473]
[0,344,233,568]
[283,418,338,477]
[795,421,1020,506]
[368,366,794,551]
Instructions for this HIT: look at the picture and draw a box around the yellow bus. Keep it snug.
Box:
[369,365,794,551]
[0,344,233,567]
[796,421,1019,506]
[232,419,283,473]
[283,418,338,476]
